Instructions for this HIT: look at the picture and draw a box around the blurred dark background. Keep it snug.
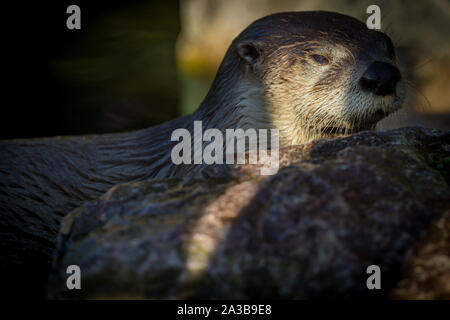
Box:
[2,0,449,140]
[2,0,180,139]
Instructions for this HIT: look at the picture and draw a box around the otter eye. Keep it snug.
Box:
[310,54,329,65]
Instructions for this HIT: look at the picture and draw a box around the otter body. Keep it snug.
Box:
[0,11,405,297]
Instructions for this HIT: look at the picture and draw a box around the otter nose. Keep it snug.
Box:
[359,61,401,95]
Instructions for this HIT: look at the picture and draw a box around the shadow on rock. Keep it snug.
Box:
[47,127,450,299]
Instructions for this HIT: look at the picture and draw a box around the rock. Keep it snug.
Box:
[390,210,450,299]
[48,127,450,299]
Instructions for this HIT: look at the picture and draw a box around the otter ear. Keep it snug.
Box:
[237,41,262,65]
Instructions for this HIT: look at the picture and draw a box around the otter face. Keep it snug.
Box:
[235,11,406,145]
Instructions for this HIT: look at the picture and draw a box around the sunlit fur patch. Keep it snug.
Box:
[257,43,406,146]
[191,12,407,148]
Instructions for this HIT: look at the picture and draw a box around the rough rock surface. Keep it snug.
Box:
[48,127,450,299]
[390,210,450,299]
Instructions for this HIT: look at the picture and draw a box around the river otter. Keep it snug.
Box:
[0,11,404,297]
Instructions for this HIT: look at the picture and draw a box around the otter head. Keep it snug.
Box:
[207,11,406,146]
